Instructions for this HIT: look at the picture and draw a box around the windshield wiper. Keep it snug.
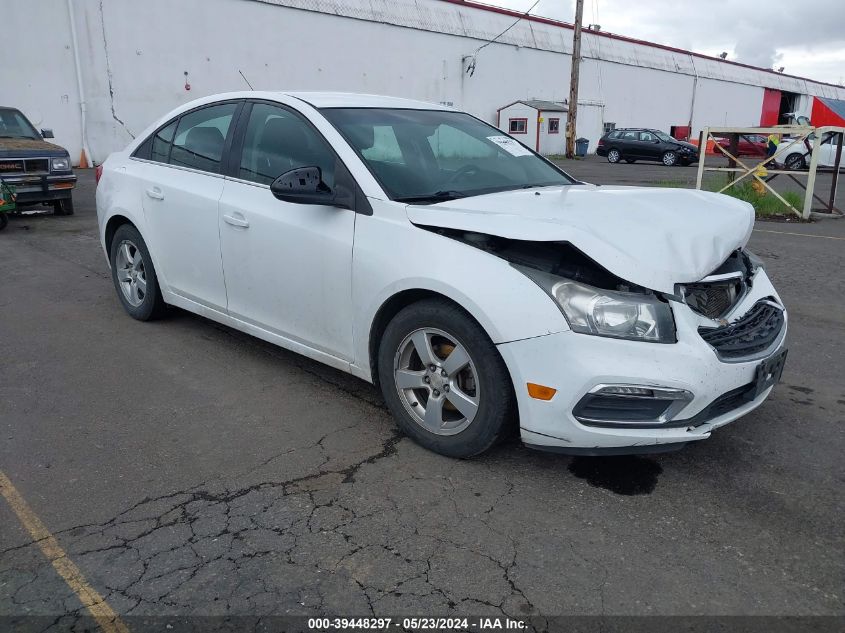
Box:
[394,190,468,204]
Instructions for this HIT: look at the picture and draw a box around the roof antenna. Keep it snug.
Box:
[238,70,254,90]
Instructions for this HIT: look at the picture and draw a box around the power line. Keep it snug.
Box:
[464,0,541,76]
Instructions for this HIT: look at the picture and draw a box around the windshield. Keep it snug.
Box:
[321,108,574,202]
[0,108,40,140]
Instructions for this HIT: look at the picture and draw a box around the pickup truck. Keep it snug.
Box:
[0,106,77,215]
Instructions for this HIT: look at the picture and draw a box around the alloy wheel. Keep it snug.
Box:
[394,328,480,436]
[607,149,620,163]
[663,151,677,166]
[115,240,147,307]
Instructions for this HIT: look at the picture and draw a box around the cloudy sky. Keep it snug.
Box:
[493,0,845,85]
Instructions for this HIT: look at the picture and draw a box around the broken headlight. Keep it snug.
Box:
[515,267,676,343]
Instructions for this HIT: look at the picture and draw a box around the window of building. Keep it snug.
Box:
[169,103,238,173]
[548,118,560,134]
[509,118,527,135]
[603,122,616,135]
[238,102,336,186]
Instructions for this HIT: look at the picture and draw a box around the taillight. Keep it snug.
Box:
[597,138,605,146]
[95,164,103,185]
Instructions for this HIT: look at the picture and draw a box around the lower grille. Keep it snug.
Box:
[699,300,784,360]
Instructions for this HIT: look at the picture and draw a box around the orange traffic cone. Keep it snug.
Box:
[78,150,89,169]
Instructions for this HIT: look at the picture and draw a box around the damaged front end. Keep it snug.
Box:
[428,229,677,343]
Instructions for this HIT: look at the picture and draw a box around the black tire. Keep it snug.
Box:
[625,158,636,164]
[785,153,806,170]
[0,213,7,231]
[662,151,678,166]
[109,223,167,321]
[606,148,621,163]
[377,298,515,458]
[53,196,74,216]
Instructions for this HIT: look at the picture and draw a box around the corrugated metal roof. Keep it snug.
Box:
[522,100,568,112]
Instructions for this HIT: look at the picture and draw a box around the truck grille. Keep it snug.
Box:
[698,300,784,360]
[0,158,49,174]
[682,278,743,319]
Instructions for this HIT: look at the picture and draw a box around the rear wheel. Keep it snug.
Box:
[377,299,515,458]
[662,151,678,166]
[785,153,806,170]
[109,224,167,321]
[53,196,74,216]
[607,148,621,163]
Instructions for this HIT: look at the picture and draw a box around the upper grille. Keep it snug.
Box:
[698,300,784,360]
[682,277,743,319]
[0,158,49,174]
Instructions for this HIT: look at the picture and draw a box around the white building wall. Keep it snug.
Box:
[4,0,845,164]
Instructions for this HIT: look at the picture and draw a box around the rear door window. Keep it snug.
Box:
[169,103,238,173]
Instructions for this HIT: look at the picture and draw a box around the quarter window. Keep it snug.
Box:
[238,103,336,187]
[169,103,237,173]
[509,118,527,134]
[151,120,177,163]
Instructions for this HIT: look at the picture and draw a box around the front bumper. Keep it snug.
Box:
[1,172,76,205]
[498,269,785,453]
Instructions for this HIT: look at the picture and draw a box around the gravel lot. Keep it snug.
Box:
[1,164,843,630]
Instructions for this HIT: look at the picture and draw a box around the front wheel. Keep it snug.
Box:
[662,151,678,166]
[377,299,515,458]
[607,148,621,163]
[785,153,806,170]
[109,224,167,321]
[53,196,74,216]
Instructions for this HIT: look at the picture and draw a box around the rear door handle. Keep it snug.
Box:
[145,187,164,200]
[222,213,249,228]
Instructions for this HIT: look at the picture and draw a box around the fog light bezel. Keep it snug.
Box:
[573,384,693,428]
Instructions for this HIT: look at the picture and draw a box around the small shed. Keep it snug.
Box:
[497,100,568,155]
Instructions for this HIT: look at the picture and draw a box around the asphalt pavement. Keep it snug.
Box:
[0,166,843,629]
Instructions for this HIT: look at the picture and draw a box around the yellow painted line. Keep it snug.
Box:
[0,471,130,633]
[754,228,845,240]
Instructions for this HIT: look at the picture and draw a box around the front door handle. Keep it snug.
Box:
[223,213,249,228]
[145,187,164,200]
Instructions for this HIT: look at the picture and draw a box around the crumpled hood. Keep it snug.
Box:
[0,137,68,158]
[406,184,754,294]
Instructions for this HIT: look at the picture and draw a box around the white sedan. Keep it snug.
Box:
[775,132,842,170]
[96,92,787,457]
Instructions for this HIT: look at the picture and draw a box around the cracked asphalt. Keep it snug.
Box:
[1,166,843,627]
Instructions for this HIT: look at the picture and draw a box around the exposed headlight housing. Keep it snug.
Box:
[515,266,676,343]
[744,250,764,272]
[51,157,70,171]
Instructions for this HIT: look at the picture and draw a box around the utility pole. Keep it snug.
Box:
[565,0,584,158]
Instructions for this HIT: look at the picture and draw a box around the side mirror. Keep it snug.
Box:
[41,128,54,139]
[270,166,353,209]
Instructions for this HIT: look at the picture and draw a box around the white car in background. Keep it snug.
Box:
[775,131,842,170]
[96,92,787,457]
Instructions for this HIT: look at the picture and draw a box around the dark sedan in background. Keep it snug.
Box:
[597,128,699,166]
[0,106,76,215]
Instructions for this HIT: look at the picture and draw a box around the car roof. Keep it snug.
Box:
[176,91,452,111]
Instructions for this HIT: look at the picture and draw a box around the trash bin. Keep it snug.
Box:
[575,138,589,157]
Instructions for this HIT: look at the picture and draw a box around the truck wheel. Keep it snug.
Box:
[53,197,74,216]
[377,298,516,458]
